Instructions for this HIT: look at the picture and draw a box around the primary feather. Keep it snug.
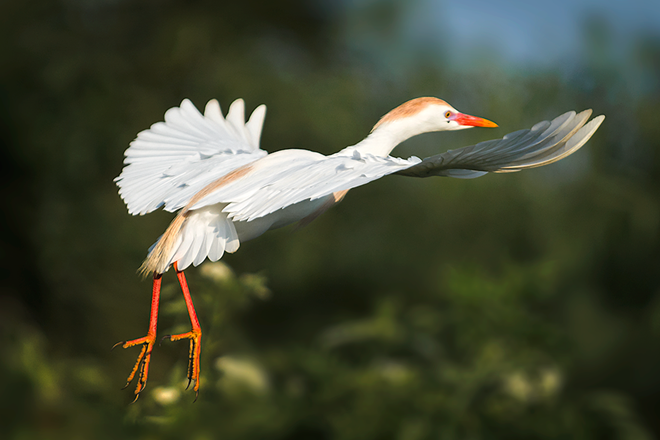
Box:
[396,110,604,178]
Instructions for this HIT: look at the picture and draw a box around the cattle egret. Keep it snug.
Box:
[114,97,604,401]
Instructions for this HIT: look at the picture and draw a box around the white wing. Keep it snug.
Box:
[115,98,268,215]
[397,110,605,179]
[189,149,422,222]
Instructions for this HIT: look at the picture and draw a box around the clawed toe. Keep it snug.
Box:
[163,329,202,398]
[116,335,156,399]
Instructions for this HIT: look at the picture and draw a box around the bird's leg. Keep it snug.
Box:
[113,271,162,402]
[162,262,202,400]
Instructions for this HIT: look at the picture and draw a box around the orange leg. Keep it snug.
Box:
[163,262,202,400]
[114,272,162,403]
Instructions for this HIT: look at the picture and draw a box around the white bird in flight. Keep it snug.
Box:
[114,96,604,401]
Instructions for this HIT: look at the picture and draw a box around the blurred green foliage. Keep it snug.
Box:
[1,0,660,439]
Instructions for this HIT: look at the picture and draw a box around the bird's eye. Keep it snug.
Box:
[445,111,452,118]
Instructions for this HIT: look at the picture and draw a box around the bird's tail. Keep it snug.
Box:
[138,213,187,277]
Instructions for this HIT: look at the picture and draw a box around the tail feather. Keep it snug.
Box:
[138,213,187,276]
[138,204,241,276]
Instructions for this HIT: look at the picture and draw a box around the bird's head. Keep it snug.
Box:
[352,97,498,156]
[372,97,498,134]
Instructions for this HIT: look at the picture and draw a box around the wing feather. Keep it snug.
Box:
[115,99,268,215]
[186,149,422,222]
[396,111,604,178]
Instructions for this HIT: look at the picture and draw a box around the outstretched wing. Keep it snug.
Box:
[115,98,268,215]
[186,109,603,223]
[188,149,422,222]
[396,110,605,179]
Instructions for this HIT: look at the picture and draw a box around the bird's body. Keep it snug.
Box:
[115,96,604,401]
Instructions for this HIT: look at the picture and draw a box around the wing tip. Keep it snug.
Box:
[204,98,221,114]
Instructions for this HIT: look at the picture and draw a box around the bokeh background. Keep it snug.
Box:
[2,0,660,438]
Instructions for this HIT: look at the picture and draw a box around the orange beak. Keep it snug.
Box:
[450,112,498,128]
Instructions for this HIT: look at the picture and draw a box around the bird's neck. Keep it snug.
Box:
[348,120,429,157]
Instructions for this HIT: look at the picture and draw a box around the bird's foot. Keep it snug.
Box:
[162,329,202,401]
[113,334,156,402]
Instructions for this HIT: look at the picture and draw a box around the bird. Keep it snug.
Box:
[114,96,604,401]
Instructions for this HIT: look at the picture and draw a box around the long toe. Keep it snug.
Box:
[165,329,202,399]
[116,334,157,399]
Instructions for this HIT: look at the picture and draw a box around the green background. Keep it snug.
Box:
[2,0,660,438]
